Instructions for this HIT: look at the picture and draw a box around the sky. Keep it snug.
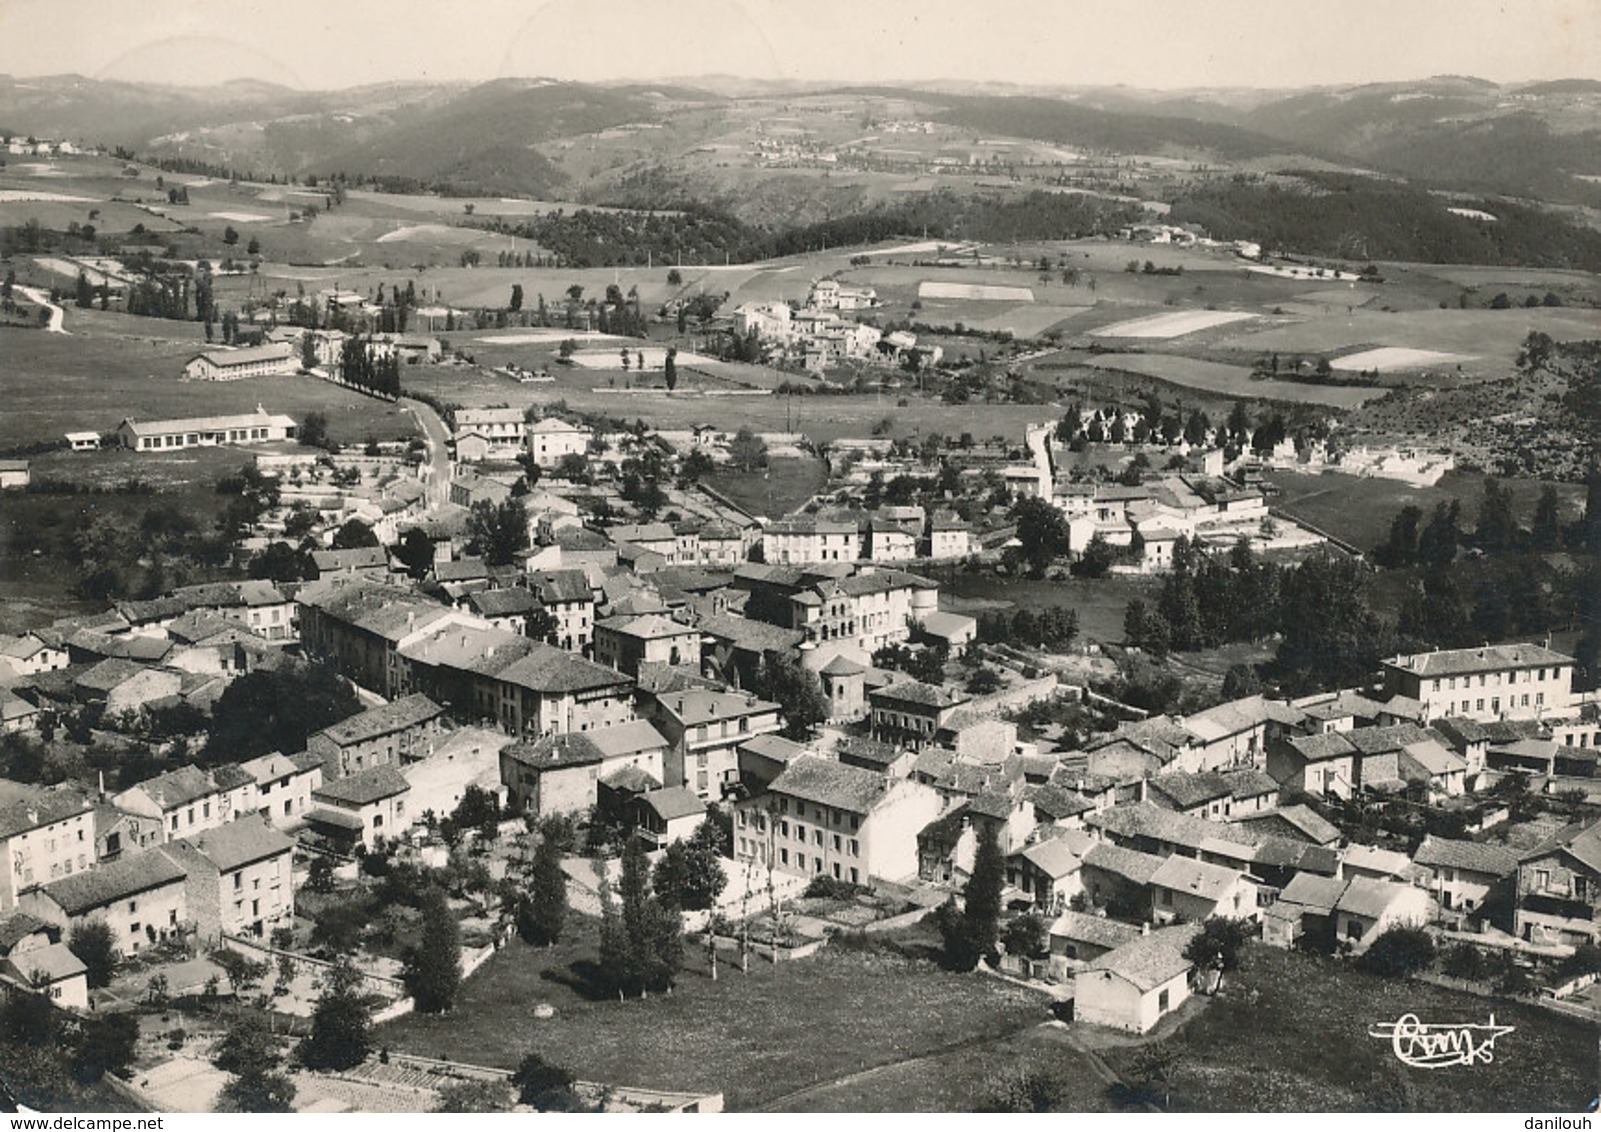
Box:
[0,0,1598,91]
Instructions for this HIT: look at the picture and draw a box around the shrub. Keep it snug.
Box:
[1358,926,1435,978]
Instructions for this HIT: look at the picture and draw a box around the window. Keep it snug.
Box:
[128,900,138,914]
[850,839,860,857]
[833,834,842,851]
[780,821,789,838]
[234,873,243,891]
[780,848,789,866]
[814,829,823,846]
[203,802,211,819]
[796,852,805,869]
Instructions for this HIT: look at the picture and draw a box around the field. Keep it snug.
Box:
[1331,347,1476,372]
[703,455,829,520]
[0,324,419,448]
[1100,945,1597,1111]
[377,921,1050,1112]
[1264,468,1588,553]
[1040,352,1387,408]
[1089,310,1259,339]
[918,281,1036,302]
[942,573,1160,644]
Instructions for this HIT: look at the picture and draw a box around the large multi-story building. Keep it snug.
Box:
[761,515,860,565]
[305,693,447,780]
[0,789,96,912]
[1381,644,1574,723]
[645,689,782,801]
[593,613,703,677]
[163,818,296,943]
[733,755,941,885]
[183,343,296,382]
[734,564,938,656]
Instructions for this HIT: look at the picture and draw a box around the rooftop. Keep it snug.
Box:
[166,818,294,873]
[1412,835,1517,878]
[1386,643,1573,679]
[1084,924,1200,992]
[313,693,443,747]
[39,848,188,915]
[769,755,892,815]
[313,765,410,807]
[640,785,707,823]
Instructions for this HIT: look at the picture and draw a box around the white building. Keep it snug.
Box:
[117,409,297,452]
[183,343,296,382]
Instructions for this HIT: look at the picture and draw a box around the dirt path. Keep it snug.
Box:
[15,285,68,333]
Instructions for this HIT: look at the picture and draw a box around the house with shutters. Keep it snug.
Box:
[162,818,295,943]
[0,788,97,913]
[1411,836,1517,922]
[1514,817,1601,947]
[21,848,190,957]
[1381,643,1574,723]
[112,766,227,844]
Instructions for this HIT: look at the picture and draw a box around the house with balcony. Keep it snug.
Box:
[645,689,782,801]
[869,681,970,751]
[1515,817,1601,947]
[634,787,707,849]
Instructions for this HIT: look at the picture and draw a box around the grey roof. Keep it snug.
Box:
[122,765,218,811]
[1049,910,1141,952]
[1148,772,1232,810]
[1344,723,1435,757]
[312,693,443,747]
[40,849,188,915]
[1518,818,1601,874]
[869,680,967,709]
[6,941,86,983]
[695,611,806,655]
[1027,783,1095,821]
[740,733,810,764]
[0,789,93,840]
[1020,838,1082,879]
[312,765,410,806]
[769,755,892,815]
[1335,876,1414,920]
[1277,872,1349,915]
[1412,836,1517,878]
[1431,716,1491,747]
[1084,924,1199,992]
[1385,643,1572,678]
[167,819,294,873]
[1081,841,1168,885]
[640,786,706,822]
[1285,732,1357,763]
[0,911,53,953]
[599,765,660,793]
[1150,855,1242,901]
[1237,804,1340,846]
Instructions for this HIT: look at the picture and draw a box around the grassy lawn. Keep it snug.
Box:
[377,917,1049,1111]
[1100,944,1597,1112]
[1264,468,1586,555]
[943,572,1159,644]
[703,455,828,520]
[0,325,420,448]
[776,1023,1120,1113]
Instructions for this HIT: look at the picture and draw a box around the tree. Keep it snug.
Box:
[1376,504,1423,568]
[70,920,117,989]
[1475,477,1518,552]
[652,816,727,911]
[977,1066,1068,1113]
[331,518,379,550]
[1532,485,1562,550]
[512,1052,580,1111]
[599,837,682,997]
[517,823,568,946]
[246,237,261,256]
[664,346,678,391]
[1182,916,1253,993]
[435,1079,513,1112]
[299,958,371,1071]
[394,528,435,580]
[1001,913,1047,960]
[299,411,331,450]
[205,661,361,761]
[75,270,93,309]
[1074,531,1116,578]
[752,651,830,739]
[729,426,768,473]
[72,1013,139,1082]
[937,822,1004,971]
[402,888,461,1013]
[509,283,523,312]
[1359,926,1435,978]
[1013,497,1070,577]
[219,1070,297,1113]
[466,498,529,566]
[212,1010,284,1077]
[223,226,240,246]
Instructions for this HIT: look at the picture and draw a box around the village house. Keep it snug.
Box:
[0,789,97,912]
[21,848,190,958]
[1514,817,1601,947]
[183,343,296,381]
[870,681,970,751]
[402,728,510,819]
[117,408,298,452]
[734,563,939,656]
[452,408,529,462]
[635,787,708,849]
[593,613,702,677]
[1266,731,1358,799]
[0,633,70,679]
[305,693,447,780]
[307,765,412,852]
[761,516,861,565]
[162,818,295,943]
[528,569,597,654]
[1149,855,1259,925]
[501,720,669,818]
[1179,695,1304,772]
[2,938,88,1010]
[240,751,324,828]
[646,689,783,801]
[526,418,592,467]
[1381,643,1575,723]
[1411,836,1517,922]
[1047,909,1142,975]
[734,755,942,885]
[1334,876,1432,951]
[737,733,812,796]
[310,546,392,581]
[1079,841,1168,918]
[925,511,972,561]
[1264,872,1349,949]
[1073,924,1200,1034]
[1011,833,1092,914]
[113,766,227,845]
[169,580,297,643]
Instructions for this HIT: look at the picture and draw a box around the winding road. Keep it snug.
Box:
[400,395,453,509]
[14,285,68,333]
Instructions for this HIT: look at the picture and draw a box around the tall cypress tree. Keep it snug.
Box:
[518,833,568,946]
[403,889,461,1013]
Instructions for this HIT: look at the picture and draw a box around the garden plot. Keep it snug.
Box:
[918,281,1034,301]
[1330,346,1475,372]
[963,304,1094,337]
[1091,309,1258,339]
[208,211,274,223]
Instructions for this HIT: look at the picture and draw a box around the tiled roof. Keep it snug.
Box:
[769,755,891,815]
[123,765,218,810]
[1020,838,1081,878]
[600,765,660,793]
[1085,924,1200,992]
[1277,873,1349,915]
[40,848,188,915]
[657,689,779,727]
[1150,855,1242,901]
[168,818,293,873]
[313,765,410,806]
[869,680,966,709]
[1335,876,1414,920]
[1081,841,1167,885]
[739,733,809,764]
[1344,723,1435,757]
[1148,772,1232,810]
[1412,836,1517,878]
[1341,843,1412,879]
[1236,804,1340,846]
[1386,643,1572,678]
[694,611,805,655]
[0,789,93,840]
[1518,818,1601,874]
[7,941,86,983]
[1431,716,1491,746]
[468,588,542,618]
[1285,732,1357,762]
[586,720,670,760]
[1048,910,1140,952]
[313,694,443,747]
[1027,783,1094,820]
[640,786,706,822]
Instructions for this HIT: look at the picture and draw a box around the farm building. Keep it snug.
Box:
[0,460,29,490]
[183,343,296,381]
[117,409,298,452]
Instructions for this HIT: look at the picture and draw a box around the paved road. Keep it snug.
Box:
[14,285,67,333]
[400,395,452,509]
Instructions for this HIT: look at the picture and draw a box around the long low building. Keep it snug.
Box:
[183,343,296,381]
[117,409,298,452]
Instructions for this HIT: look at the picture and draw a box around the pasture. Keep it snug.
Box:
[1089,309,1259,339]
[0,325,418,448]
[1329,347,1475,373]
[1035,351,1387,408]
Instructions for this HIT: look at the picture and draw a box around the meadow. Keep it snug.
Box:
[1038,352,1386,408]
